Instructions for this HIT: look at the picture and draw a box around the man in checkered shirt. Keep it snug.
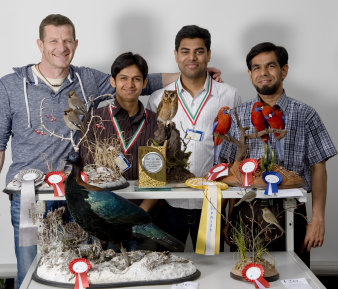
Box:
[220,42,336,266]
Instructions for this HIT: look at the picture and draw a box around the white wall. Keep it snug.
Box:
[1,0,337,271]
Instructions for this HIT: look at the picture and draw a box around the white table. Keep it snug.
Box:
[4,180,307,252]
[20,252,325,289]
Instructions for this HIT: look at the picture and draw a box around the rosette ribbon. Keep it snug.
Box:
[242,263,270,288]
[262,171,282,196]
[239,159,258,187]
[207,163,228,181]
[81,172,88,183]
[69,258,92,289]
[45,171,66,197]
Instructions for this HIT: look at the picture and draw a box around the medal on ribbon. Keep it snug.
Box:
[45,171,66,197]
[263,171,282,195]
[207,163,228,181]
[242,263,270,288]
[239,159,258,187]
[69,258,91,289]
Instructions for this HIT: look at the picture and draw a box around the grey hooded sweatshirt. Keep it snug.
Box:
[0,64,162,185]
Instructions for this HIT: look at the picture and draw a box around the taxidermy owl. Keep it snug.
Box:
[156,90,178,126]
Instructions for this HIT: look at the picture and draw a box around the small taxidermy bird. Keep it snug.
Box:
[156,90,178,126]
[262,105,285,160]
[234,188,257,207]
[262,207,285,233]
[251,102,269,143]
[68,90,87,115]
[64,108,83,132]
[65,152,184,265]
[213,106,231,164]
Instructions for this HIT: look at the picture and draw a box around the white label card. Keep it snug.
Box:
[281,278,313,289]
[185,129,203,141]
[172,281,199,289]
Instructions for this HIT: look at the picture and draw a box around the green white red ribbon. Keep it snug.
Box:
[175,74,212,126]
[108,104,146,154]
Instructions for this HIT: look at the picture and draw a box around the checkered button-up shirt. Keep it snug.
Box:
[220,92,337,191]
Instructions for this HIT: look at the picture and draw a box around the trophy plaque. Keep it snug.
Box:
[138,146,166,188]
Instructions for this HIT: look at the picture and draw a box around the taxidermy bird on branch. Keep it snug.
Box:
[65,152,184,265]
[156,90,178,126]
[251,102,269,143]
[213,106,231,164]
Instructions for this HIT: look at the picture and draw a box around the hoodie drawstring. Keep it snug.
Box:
[23,77,32,128]
[75,72,88,109]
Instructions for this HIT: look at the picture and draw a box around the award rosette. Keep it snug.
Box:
[263,171,282,196]
[239,159,258,187]
[242,263,270,288]
[16,169,45,247]
[69,258,92,289]
[45,171,66,197]
[207,163,228,181]
[81,172,88,183]
[186,178,227,256]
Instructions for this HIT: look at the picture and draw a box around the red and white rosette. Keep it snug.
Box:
[242,263,270,288]
[239,159,258,187]
[69,258,92,289]
[81,172,88,183]
[45,171,66,197]
[207,163,228,181]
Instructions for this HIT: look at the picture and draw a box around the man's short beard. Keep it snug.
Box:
[254,84,279,95]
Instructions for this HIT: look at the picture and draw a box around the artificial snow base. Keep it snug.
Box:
[33,250,200,287]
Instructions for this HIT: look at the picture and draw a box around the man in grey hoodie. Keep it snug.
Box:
[0,14,182,288]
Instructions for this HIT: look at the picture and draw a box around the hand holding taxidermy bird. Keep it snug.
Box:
[156,90,178,126]
[213,106,231,164]
[65,152,184,265]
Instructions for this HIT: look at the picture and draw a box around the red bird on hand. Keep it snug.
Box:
[213,106,231,164]
[262,105,285,160]
[251,102,269,143]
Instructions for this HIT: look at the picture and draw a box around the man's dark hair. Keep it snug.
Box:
[111,52,148,81]
[246,42,288,70]
[39,14,76,40]
[175,25,211,51]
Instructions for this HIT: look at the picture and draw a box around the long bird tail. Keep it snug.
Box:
[132,223,185,252]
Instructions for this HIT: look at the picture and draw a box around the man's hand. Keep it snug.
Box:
[302,216,325,252]
[302,160,327,252]
[207,67,223,83]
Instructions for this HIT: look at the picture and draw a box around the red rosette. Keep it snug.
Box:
[239,159,258,187]
[242,263,270,288]
[81,172,88,183]
[69,258,92,289]
[44,171,66,197]
[207,163,228,181]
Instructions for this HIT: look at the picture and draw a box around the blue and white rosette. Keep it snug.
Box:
[262,171,282,196]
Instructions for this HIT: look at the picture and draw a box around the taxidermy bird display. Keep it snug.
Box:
[68,90,87,115]
[234,188,257,207]
[251,102,268,143]
[262,105,285,160]
[65,152,184,264]
[213,106,231,164]
[262,207,285,233]
[156,90,178,126]
[64,108,83,132]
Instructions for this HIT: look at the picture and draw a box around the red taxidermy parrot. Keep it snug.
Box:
[262,105,285,160]
[251,102,269,143]
[213,106,231,164]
